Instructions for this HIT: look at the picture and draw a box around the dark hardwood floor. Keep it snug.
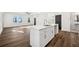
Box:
[47,31,79,47]
[0,26,79,47]
[0,26,30,47]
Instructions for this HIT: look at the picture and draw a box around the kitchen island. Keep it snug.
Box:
[30,24,58,47]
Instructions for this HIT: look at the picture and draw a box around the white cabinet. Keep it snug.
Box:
[30,25,58,47]
[40,29,47,47]
[53,24,58,35]
[39,27,54,47]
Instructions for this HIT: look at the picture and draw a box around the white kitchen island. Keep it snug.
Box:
[30,24,58,47]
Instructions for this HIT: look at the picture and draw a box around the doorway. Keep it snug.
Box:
[34,18,36,25]
[55,15,61,30]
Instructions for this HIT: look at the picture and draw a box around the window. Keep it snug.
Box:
[13,16,22,23]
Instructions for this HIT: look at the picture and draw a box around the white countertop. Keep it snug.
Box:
[74,22,79,25]
[32,25,47,30]
[31,24,58,30]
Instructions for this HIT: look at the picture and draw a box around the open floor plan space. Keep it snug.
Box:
[0,12,79,47]
[0,26,79,47]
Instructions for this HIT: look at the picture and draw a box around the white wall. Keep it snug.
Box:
[3,12,34,27]
[3,12,74,32]
[31,12,79,32]
[3,12,63,27]
[70,12,79,32]
[62,12,71,31]
[0,12,3,34]
[3,12,55,27]
[32,12,58,26]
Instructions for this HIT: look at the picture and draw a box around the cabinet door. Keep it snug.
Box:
[54,25,58,35]
[51,27,54,38]
[39,27,54,47]
[50,27,54,39]
[46,27,54,43]
[40,29,47,47]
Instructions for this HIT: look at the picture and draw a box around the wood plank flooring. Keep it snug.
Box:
[0,26,79,47]
[47,31,79,47]
[0,26,30,47]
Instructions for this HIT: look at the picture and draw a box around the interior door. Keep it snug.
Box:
[55,15,61,30]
